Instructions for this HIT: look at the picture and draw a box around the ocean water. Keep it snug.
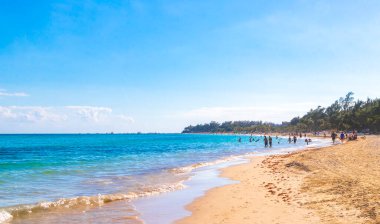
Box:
[0,133,322,223]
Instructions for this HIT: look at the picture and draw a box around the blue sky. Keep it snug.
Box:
[1,0,379,133]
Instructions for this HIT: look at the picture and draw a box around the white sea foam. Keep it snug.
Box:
[0,180,186,222]
[169,154,253,174]
[0,210,12,224]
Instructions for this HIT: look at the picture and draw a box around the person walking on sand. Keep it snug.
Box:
[331,132,337,144]
[264,136,268,147]
[340,131,345,143]
[268,136,272,147]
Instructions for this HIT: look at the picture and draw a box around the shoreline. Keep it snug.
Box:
[132,137,331,224]
[0,136,331,224]
[133,158,246,224]
[176,136,380,224]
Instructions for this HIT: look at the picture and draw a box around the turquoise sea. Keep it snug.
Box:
[0,134,323,223]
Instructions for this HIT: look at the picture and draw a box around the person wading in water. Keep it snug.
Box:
[264,136,268,147]
[268,136,273,147]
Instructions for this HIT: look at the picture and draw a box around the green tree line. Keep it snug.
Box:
[182,92,380,134]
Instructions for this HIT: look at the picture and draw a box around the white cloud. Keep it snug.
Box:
[0,106,64,122]
[65,106,112,122]
[116,114,135,123]
[0,106,134,133]
[0,89,29,97]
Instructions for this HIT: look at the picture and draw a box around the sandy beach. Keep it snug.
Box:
[176,136,380,224]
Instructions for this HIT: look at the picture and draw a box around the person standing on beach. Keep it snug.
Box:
[340,131,345,143]
[331,132,337,144]
[264,136,268,147]
[293,136,297,144]
[268,136,272,147]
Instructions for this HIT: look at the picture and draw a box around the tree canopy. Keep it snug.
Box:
[182,93,380,134]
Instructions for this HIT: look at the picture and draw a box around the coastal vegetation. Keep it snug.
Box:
[182,92,380,134]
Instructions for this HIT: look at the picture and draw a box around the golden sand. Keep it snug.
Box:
[176,136,380,224]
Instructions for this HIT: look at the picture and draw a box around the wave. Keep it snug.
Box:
[0,181,186,223]
[1,153,253,223]
[168,155,248,174]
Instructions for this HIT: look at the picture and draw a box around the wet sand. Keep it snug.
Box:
[176,136,380,224]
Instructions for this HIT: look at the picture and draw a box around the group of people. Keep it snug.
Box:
[287,134,312,145]
[331,131,358,143]
[288,132,307,138]
[263,136,273,147]
[237,134,314,147]
[288,135,297,144]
